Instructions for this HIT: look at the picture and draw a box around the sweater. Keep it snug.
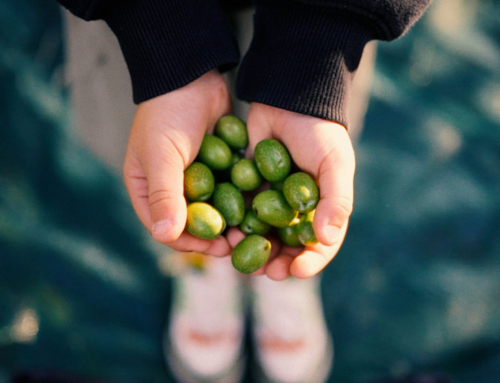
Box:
[56,0,432,127]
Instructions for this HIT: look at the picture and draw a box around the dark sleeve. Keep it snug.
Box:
[236,0,432,128]
[56,0,122,20]
[57,0,240,104]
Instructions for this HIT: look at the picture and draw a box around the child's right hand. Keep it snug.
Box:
[123,69,232,257]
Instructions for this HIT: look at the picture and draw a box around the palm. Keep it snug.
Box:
[228,103,356,280]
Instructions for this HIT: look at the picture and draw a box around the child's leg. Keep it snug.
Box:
[225,9,377,382]
[250,275,334,383]
[165,253,246,382]
[63,12,248,382]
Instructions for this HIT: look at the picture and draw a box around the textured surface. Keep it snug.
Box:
[1,0,500,382]
[326,1,500,381]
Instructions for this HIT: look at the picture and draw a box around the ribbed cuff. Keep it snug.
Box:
[236,0,375,128]
[104,0,240,104]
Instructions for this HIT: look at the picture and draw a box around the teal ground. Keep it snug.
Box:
[1,0,500,382]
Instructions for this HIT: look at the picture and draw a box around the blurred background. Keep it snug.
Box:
[1,0,500,382]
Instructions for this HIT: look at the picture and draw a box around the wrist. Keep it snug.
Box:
[104,0,239,104]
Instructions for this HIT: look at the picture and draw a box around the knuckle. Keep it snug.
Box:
[148,189,178,209]
[170,237,210,254]
[332,195,353,219]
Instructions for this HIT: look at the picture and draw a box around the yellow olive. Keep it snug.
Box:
[186,202,226,240]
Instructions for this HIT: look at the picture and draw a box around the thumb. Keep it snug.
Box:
[148,153,187,244]
[313,136,355,247]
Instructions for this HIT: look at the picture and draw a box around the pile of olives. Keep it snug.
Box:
[184,115,319,274]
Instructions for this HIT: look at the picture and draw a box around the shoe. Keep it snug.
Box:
[250,275,333,383]
[164,253,246,383]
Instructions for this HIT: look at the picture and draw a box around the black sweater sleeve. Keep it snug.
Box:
[57,0,431,126]
[57,0,240,104]
[236,0,432,127]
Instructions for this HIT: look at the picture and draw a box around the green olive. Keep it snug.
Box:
[283,172,319,213]
[230,151,244,168]
[212,182,245,227]
[213,151,244,183]
[231,158,263,191]
[252,189,298,228]
[186,202,226,240]
[231,235,271,274]
[270,179,285,191]
[239,208,271,236]
[197,134,233,171]
[184,162,215,202]
[296,210,318,245]
[254,138,291,182]
[214,115,249,150]
[276,217,302,247]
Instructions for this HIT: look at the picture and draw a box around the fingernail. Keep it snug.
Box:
[325,225,341,243]
[152,220,172,236]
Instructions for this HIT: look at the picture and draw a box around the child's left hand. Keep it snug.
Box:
[227,102,356,280]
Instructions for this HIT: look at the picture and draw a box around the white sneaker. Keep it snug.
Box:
[250,275,334,383]
[164,253,246,383]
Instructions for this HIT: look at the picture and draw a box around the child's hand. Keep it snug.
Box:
[227,102,356,280]
[123,69,232,256]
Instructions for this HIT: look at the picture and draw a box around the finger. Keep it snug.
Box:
[245,103,273,157]
[264,245,302,281]
[313,134,355,246]
[144,146,188,244]
[168,232,231,257]
[251,268,266,276]
[204,236,232,257]
[226,227,246,248]
[123,153,156,230]
[123,144,189,245]
[290,221,348,279]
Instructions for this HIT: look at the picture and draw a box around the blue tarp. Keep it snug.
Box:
[1,0,500,382]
